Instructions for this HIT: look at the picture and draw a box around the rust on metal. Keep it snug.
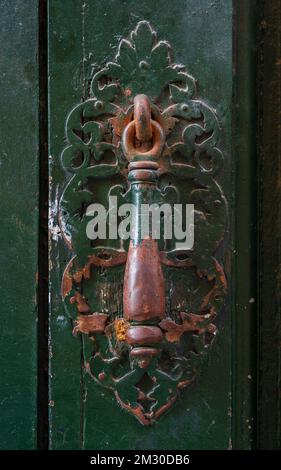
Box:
[114,318,129,341]
[126,325,164,346]
[214,259,228,290]
[61,251,127,299]
[133,94,153,144]
[122,118,165,161]
[70,291,91,313]
[61,262,73,298]
[160,311,217,343]
[153,395,178,420]
[98,372,106,382]
[123,238,165,322]
[177,379,193,390]
[130,346,160,369]
[115,391,153,426]
[73,313,109,335]
[160,251,194,268]
[199,262,227,311]
[129,161,159,171]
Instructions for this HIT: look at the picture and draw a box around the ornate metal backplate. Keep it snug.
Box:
[60,21,227,425]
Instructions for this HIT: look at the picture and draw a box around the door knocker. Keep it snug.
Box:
[60,21,227,425]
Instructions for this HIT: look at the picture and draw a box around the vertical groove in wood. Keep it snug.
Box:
[257,0,281,450]
[48,0,86,449]
[38,0,49,450]
[232,0,258,450]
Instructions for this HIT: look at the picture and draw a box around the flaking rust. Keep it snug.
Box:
[73,313,109,336]
[60,21,228,425]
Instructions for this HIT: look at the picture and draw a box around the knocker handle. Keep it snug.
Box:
[121,94,166,371]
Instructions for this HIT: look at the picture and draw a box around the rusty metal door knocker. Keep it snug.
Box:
[123,95,166,370]
[60,21,227,425]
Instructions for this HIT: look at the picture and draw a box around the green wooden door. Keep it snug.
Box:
[48,0,239,450]
[0,0,39,450]
[0,0,280,451]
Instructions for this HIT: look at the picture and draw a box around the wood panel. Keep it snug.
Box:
[48,0,235,450]
[0,0,39,450]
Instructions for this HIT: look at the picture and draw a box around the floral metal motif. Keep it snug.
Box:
[60,21,227,425]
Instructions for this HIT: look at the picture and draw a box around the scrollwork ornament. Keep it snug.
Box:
[60,21,228,425]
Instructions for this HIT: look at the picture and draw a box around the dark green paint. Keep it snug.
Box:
[48,0,83,450]
[257,0,281,450]
[49,0,233,449]
[232,0,258,450]
[0,0,39,450]
[0,0,278,452]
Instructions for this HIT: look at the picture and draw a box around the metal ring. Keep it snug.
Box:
[122,119,165,160]
[133,94,152,142]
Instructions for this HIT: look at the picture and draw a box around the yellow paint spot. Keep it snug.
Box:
[115,318,129,341]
